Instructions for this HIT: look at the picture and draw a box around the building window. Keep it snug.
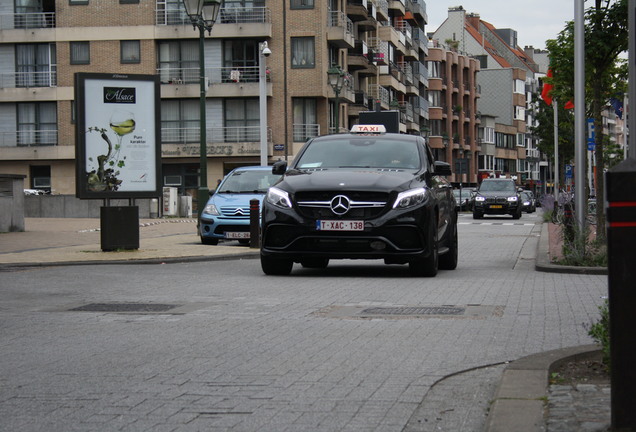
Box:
[428,90,441,108]
[291,0,314,9]
[514,79,525,94]
[16,44,56,87]
[17,102,57,146]
[223,40,258,82]
[224,98,259,142]
[427,61,440,78]
[514,106,525,121]
[291,37,315,68]
[292,98,317,141]
[158,40,198,83]
[121,40,140,64]
[70,41,90,64]
[69,0,89,4]
[30,165,51,192]
[161,99,199,143]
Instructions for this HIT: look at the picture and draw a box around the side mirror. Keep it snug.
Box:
[272,160,287,175]
[433,161,452,176]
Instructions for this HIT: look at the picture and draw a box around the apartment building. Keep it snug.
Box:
[431,6,541,186]
[425,39,479,187]
[0,0,431,210]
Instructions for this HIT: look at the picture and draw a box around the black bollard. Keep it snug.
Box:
[605,158,636,431]
[249,198,260,249]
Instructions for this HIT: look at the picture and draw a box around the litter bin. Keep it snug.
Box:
[100,206,139,251]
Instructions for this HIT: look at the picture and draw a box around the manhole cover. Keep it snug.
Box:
[70,303,180,313]
[360,306,465,316]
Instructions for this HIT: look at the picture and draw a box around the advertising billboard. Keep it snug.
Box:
[75,73,161,199]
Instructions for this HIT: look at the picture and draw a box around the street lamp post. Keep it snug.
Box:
[327,65,345,134]
[259,41,271,166]
[181,0,222,216]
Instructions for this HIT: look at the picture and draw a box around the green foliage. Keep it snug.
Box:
[555,224,607,267]
[586,299,610,371]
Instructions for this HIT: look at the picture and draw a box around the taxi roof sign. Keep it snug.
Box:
[350,124,386,134]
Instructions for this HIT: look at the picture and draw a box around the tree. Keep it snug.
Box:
[545,0,627,242]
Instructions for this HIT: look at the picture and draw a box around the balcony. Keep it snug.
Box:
[161,126,273,157]
[292,124,320,143]
[0,12,55,30]
[0,130,58,147]
[368,84,390,108]
[155,4,271,38]
[347,0,370,21]
[371,0,389,22]
[158,66,272,98]
[327,11,355,49]
[0,70,57,89]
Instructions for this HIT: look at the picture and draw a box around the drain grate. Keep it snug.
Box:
[360,306,465,316]
[70,303,180,313]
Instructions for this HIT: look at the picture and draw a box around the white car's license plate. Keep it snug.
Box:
[316,220,364,231]
[225,232,250,239]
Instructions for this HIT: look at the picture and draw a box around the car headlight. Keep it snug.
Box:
[475,196,485,202]
[393,188,427,209]
[266,187,292,209]
[202,203,220,216]
[507,196,518,202]
[523,200,530,205]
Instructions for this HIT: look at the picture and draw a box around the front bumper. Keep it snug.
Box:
[261,206,434,261]
[199,216,251,240]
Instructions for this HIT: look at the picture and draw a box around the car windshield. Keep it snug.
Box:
[479,181,515,193]
[218,170,281,194]
[295,137,422,170]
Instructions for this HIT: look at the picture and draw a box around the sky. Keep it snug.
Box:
[425,1,576,51]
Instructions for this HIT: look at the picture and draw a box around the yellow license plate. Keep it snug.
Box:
[490,205,503,209]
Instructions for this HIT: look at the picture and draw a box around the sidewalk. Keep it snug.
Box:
[0,217,258,266]
[0,217,609,431]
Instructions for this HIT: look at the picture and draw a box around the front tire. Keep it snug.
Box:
[261,254,293,275]
[473,210,483,219]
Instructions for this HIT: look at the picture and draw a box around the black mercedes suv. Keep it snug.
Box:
[260,125,458,277]
[472,178,522,219]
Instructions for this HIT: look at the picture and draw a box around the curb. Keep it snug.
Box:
[0,251,260,270]
[484,344,601,432]
[534,222,607,275]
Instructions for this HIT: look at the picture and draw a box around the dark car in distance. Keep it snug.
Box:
[260,125,458,277]
[520,190,536,213]
[472,178,522,219]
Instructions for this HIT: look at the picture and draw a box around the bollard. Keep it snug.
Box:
[605,158,636,431]
[249,198,260,249]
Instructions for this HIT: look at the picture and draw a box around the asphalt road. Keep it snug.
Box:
[0,212,607,431]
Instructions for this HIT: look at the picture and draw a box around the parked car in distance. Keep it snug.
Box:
[199,166,282,245]
[520,190,536,213]
[452,188,473,211]
[472,178,522,219]
[260,124,458,277]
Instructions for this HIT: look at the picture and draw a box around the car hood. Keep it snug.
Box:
[208,192,266,207]
[278,168,422,193]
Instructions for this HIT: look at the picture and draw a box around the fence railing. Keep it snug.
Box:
[0,71,57,89]
[0,130,58,147]
[0,12,55,30]
[155,6,271,26]
[158,66,267,85]
[161,126,272,145]
[292,124,320,142]
[328,10,354,36]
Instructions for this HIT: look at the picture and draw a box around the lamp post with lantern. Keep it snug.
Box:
[181,0,222,216]
[327,65,345,133]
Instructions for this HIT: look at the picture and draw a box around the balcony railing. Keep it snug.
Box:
[162,126,271,145]
[0,130,58,147]
[0,13,55,30]
[293,124,320,142]
[0,71,57,89]
[368,84,389,106]
[158,65,270,85]
[328,10,354,35]
[156,5,271,26]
